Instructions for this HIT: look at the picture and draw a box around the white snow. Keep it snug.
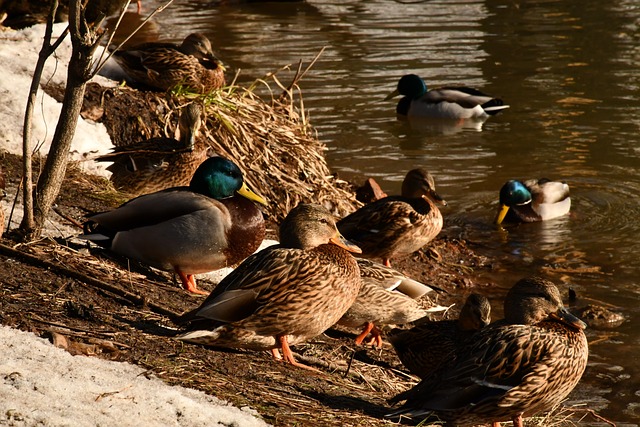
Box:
[0,23,114,176]
[0,24,272,427]
[0,325,269,427]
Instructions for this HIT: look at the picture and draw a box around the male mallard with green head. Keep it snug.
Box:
[176,203,362,371]
[81,156,267,295]
[389,293,491,378]
[113,33,226,93]
[98,103,210,197]
[387,277,588,427]
[337,168,446,267]
[336,258,447,347]
[496,178,571,225]
[385,74,509,119]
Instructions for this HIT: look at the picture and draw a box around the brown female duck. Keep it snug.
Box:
[177,203,362,371]
[388,277,588,427]
[113,33,225,93]
[336,258,446,347]
[81,156,266,295]
[337,168,446,267]
[97,103,210,196]
[389,293,491,378]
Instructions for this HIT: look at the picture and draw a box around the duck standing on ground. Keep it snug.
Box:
[389,293,491,378]
[97,103,210,196]
[387,277,588,427]
[385,74,509,119]
[336,258,447,347]
[176,204,362,371]
[112,32,226,93]
[81,156,266,295]
[337,168,446,267]
[496,178,571,225]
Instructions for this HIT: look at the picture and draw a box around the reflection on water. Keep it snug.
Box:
[117,0,640,423]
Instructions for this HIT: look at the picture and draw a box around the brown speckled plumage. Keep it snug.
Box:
[98,103,210,196]
[388,277,588,427]
[177,204,362,370]
[336,258,445,347]
[113,33,225,93]
[337,168,445,267]
[389,293,491,378]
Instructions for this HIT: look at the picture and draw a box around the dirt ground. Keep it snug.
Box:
[0,149,504,426]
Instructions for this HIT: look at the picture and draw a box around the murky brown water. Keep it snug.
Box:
[113,0,640,424]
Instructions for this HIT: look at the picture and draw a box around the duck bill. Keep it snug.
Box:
[384,88,400,101]
[424,190,447,207]
[237,182,268,206]
[495,204,510,225]
[551,307,587,330]
[329,233,362,254]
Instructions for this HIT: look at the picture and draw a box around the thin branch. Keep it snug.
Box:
[91,0,175,78]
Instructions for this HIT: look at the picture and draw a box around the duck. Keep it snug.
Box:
[336,258,447,347]
[496,178,571,225]
[387,277,589,427]
[80,156,267,295]
[112,32,226,93]
[97,103,211,197]
[176,203,362,371]
[337,168,446,267]
[389,293,491,378]
[385,74,510,120]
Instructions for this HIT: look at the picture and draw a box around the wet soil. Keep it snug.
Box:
[0,151,498,426]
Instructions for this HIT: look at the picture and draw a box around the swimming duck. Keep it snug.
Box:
[176,203,362,371]
[97,103,211,197]
[387,277,588,427]
[337,168,446,267]
[112,32,226,93]
[496,178,571,225]
[389,293,491,378]
[81,156,267,295]
[385,74,509,119]
[336,258,447,347]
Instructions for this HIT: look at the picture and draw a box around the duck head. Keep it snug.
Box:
[385,74,428,101]
[504,277,587,330]
[402,168,447,206]
[189,156,267,206]
[495,180,532,224]
[279,203,361,254]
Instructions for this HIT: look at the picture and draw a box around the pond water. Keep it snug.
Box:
[113,0,640,424]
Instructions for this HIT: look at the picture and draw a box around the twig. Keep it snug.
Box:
[0,242,181,320]
[92,0,175,77]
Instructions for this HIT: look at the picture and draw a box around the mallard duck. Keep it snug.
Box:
[387,277,588,427]
[176,203,362,371]
[337,168,446,267]
[97,103,210,196]
[385,74,510,119]
[389,293,491,378]
[496,178,571,225]
[112,33,226,93]
[336,258,447,347]
[81,156,267,295]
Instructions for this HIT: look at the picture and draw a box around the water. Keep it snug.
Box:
[114,0,640,423]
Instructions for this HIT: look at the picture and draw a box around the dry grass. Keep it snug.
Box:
[174,62,361,221]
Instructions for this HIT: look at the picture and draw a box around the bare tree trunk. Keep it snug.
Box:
[22,0,100,240]
[21,0,69,233]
